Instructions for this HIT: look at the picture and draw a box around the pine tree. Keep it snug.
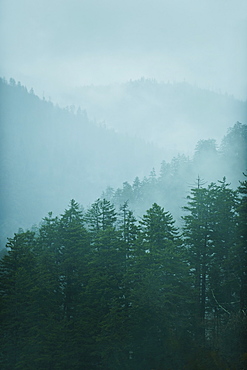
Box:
[139,202,179,252]
[59,200,88,320]
[83,199,129,367]
[182,178,239,353]
[0,230,38,369]
[118,201,138,261]
[235,175,247,364]
[207,179,238,311]
[55,200,90,368]
[182,178,212,344]
[237,175,247,315]
[127,203,191,369]
[85,198,117,235]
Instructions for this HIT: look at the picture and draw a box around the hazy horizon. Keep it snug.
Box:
[0,3,246,366]
[1,0,247,243]
[1,0,247,103]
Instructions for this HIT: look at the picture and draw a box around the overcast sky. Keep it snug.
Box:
[1,0,247,101]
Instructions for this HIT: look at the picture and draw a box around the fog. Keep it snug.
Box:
[1,3,247,368]
[0,1,247,242]
[61,80,247,159]
[1,0,247,100]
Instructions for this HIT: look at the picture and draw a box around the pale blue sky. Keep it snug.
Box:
[1,0,247,101]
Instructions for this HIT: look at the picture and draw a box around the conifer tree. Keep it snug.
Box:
[236,174,247,314]
[182,179,212,344]
[235,175,247,362]
[0,231,37,369]
[183,178,239,350]
[126,203,190,369]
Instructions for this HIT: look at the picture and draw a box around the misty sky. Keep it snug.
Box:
[0,0,247,102]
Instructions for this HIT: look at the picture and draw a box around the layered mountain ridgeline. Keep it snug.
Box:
[0,78,246,368]
[61,78,247,158]
[1,78,246,248]
[102,122,247,221]
[0,78,165,246]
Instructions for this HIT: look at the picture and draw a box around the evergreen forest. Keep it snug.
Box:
[1,78,247,246]
[1,78,247,369]
[1,1,246,368]
[1,176,246,369]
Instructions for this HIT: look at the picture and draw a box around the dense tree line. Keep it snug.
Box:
[71,79,247,153]
[1,78,247,250]
[0,77,164,247]
[102,122,247,221]
[0,178,246,369]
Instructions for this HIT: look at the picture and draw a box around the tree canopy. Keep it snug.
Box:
[1,178,246,369]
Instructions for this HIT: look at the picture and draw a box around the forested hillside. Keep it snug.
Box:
[1,78,247,246]
[0,178,246,369]
[1,0,246,368]
[1,78,247,248]
[102,122,247,221]
[62,79,247,158]
[0,78,164,246]
[1,77,247,369]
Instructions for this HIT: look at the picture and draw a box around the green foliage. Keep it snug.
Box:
[85,198,117,234]
[0,180,245,368]
[182,178,245,365]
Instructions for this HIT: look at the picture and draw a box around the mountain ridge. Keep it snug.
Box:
[60,79,247,158]
[1,77,246,248]
[0,78,165,245]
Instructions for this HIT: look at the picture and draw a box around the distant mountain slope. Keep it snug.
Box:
[0,78,165,246]
[102,122,247,223]
[1,78,246,248]
[62,79,247,159]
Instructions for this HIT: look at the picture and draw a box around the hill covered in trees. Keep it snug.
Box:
[0,77,247,368]
[102,122,247,221]
[0,78,164,246]
[1,78,246,248]
[1,77,247,248]
[0,177,246,369]
[62,79,247,158]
